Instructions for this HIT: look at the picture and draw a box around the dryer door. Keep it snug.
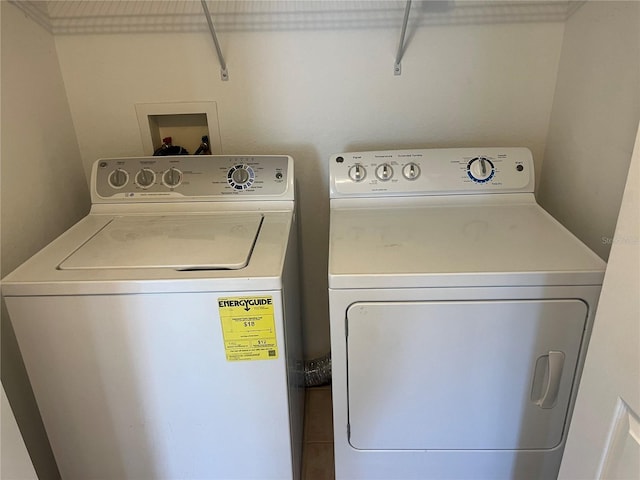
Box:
[346,299,587,450]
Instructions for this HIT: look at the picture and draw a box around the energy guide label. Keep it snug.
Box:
[218,296,278,361]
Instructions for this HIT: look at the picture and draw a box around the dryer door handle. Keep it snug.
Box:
[537,350,565,409]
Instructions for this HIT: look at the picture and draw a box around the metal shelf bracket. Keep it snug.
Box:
[201,0,229,81]
[394,0,412,76]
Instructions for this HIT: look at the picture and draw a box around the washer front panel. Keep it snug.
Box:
[94,155,290,200]
[5,290,295,480]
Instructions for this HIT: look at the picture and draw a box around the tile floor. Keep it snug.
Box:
[302,385,335,480]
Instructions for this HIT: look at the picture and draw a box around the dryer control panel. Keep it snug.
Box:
[92,155,293,202]
[330,147,534,197]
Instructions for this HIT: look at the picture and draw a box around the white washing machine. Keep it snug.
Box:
[328,148,606,479]
[2,155,303,480]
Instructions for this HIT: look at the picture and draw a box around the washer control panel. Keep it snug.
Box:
[93,155,292,201]
[330,147,534,197]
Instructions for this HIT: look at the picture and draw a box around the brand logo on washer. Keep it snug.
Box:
[218,298,272,311]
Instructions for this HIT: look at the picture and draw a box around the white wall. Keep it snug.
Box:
[558,124,639,480]
[1,2,89,478]
[53,8,564,357]
[538,1,640,260]
[1,386,38,480]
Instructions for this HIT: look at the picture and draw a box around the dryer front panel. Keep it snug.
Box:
[346,299,587,451]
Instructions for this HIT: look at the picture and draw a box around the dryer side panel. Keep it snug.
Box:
[346,299,587,451]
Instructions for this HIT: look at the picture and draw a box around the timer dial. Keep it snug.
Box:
[135,168,156,188]
[375,163,394,181]
[232,168,249,184]
[162,167,183,188]
[227,164,255,190]
[348,164,367,182]
[467,157,495,183]
[108,168,129,189]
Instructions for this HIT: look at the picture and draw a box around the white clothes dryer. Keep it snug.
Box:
[328,148,606,480]
[3,155,303,480]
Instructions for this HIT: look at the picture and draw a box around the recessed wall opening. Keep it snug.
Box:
[147,113,209,155]
[135,101,222,156]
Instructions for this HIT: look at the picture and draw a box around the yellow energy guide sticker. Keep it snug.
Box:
[218,296,278,361]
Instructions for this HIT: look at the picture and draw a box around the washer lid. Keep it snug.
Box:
[59,213,263,270]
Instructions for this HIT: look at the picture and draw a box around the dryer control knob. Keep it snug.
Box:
[348,164,367,182]
[467,157,495,183]
[402,162,421,180]
[375,163,394,181]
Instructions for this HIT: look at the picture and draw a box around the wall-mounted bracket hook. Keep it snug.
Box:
[201,0,229,81]
[394,0,412,76]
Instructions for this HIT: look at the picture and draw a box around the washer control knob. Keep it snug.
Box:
[232,168,250,184]
[227,164,255,190]
[402,162,421,180]
[467,157,495,183]
[375,163,394,181]
[162,167,183,188]
[135,168,156,188]
[348,163,367,182]
[108,168,129,188]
